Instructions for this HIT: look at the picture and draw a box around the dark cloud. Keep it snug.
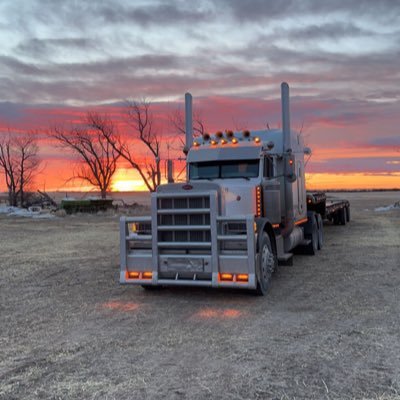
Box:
[0,53,181,80]
[369,136,400,147]
[222,0,400,22]
[98,3,212,26]
[15,38,96,58]
[307,156,400,174]
[274,22,377,41]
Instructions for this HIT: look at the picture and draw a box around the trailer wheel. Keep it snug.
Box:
[316,213,324,250]
[255,233,276,296]
[339,208,346,225]
[346,206,350,222]
[305,215,318,255]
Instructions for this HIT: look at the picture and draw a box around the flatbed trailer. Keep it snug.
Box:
[307,192,350,224]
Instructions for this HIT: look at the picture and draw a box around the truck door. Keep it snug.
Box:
[262,156,281,224]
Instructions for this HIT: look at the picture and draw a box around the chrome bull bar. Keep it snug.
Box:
[120,191,257,289]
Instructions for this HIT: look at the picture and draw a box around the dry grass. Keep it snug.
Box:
[1,192,399,399]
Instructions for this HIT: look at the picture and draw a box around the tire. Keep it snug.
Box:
[339,208,346,225]
[305,215,318,255]
[333,213,340,225]
[316,213,324,250]
[255,233,276,296]
[346,206,350,222]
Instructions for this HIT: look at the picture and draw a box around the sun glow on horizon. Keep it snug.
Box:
[306,172,400,190]
[111,168,149,192]
[112,179,147,192]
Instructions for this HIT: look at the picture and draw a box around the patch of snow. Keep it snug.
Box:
[0,205,56,219]
[375,201,400,212]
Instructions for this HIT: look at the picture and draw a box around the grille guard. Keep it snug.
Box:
[120,190,257,289]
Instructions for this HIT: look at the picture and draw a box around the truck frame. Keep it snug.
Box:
[119,83,350,295]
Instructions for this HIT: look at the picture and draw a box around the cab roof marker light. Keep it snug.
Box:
[231,137,238,144]
[221,138,227,145]
[211,140,217,146]
[193,141,200,147]
[254,136,261,143]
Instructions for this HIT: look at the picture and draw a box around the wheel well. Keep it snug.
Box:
[257,222,277,256]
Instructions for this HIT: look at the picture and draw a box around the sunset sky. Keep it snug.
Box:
[0,0,399,191]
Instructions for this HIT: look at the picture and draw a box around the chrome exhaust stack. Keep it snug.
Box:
[184,92,193,154]
[281,82,294,237]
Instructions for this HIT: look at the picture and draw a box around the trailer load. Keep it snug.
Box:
[119,83,350,295]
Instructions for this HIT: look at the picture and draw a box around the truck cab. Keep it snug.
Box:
[186,128,307,226]
[119,83,336,295]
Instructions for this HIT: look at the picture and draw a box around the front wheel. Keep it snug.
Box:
[255,233,276,296]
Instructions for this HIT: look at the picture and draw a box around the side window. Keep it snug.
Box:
[263,156,274,178]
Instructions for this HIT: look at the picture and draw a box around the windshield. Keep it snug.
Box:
[189,159,260,180]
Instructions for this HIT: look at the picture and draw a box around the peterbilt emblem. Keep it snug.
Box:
[182,184,193,190]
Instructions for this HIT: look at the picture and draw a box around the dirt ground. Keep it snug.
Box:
[1,192,399,400]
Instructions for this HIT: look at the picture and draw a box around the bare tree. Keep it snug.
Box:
[49,112,120,199]
[0,132,40,206]
[169,108,206,151]
[101,100,164,192]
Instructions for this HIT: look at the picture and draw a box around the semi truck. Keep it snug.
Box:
[119,82,350,295]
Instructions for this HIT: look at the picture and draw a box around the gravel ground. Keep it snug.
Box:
[1,192,399,400]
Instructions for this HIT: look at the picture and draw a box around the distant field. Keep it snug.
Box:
[1,191,399,399]
[1,189,398,208]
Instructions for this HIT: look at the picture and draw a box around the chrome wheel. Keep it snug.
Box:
[256,233,275,296]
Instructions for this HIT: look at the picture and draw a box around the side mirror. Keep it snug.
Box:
[286,173,297,183]
[285,154,296,182]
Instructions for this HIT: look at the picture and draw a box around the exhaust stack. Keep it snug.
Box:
[184,92,193,154]
[281,82,294,237]
[281,82,291,152]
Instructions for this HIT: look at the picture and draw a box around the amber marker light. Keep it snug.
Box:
[130,223,137,233]
[220,273,234,281]
[142,272,153,279]
[232,138,238,144]
[221,138,227,145]
[236,274,249,282]
[211,140,217,146]
[193,141,200,147]
[254,136,261,143]
[255,186,262,217]
[126,271,140,279]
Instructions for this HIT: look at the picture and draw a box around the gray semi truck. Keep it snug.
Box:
[119,82,350,295]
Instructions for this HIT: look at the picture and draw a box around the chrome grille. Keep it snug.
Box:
[156,194,212,250]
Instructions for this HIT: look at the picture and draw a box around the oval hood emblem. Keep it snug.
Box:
[182,184,193,190]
